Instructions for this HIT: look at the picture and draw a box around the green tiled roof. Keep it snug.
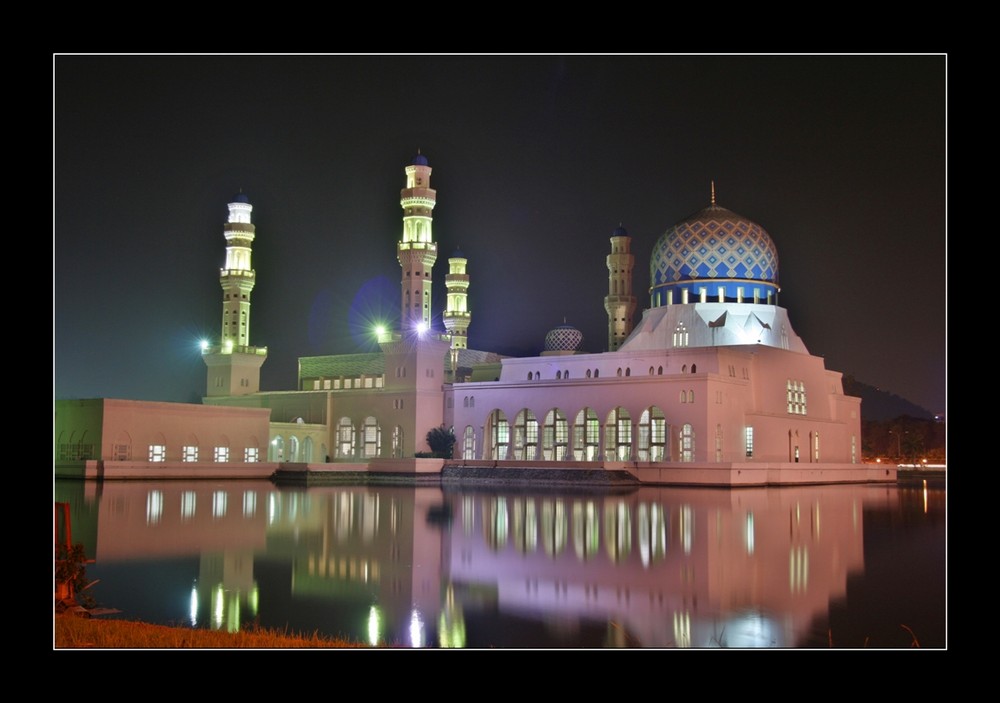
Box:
[299,353,385,380]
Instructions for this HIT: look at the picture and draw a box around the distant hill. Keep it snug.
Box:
[841,375,934,422]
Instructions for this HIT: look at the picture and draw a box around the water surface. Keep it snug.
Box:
[54,479,945,648]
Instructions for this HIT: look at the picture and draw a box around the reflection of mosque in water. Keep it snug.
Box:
[59,481,884,647]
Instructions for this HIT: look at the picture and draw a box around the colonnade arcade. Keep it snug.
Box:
[467,406,693,463]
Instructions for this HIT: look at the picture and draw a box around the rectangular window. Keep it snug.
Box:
[149,444,166,462]
[745,427,754,458]
[214,446,230,463]
[244,447,258,463]
[182,445,199,462]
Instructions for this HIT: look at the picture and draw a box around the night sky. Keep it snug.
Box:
[54,55,946,415]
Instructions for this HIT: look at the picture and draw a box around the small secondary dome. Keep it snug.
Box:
[544,323,583,352]
[413,153,429,166]
[232,192,250,204]
[650,201,780,307]
[612,224,629,237]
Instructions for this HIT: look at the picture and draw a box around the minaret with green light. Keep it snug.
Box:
[443,249,470,350]
[397,151,438,333]
[203,193,267,397]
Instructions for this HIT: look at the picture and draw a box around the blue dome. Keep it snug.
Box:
[650,203,779,306]
[612,224,629,237]
[412,153,429,166]
[232,192,250,204]
[451,248,466,259]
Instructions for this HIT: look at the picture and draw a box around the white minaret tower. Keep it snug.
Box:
[397,152,438,333]
[605,224,637,352]
[443,249,470,350]
[203,193,267,397]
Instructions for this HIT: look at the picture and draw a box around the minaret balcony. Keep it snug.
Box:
[220,269,256,279]
[202,343,268,356]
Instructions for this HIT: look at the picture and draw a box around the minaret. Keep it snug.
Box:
[397,152,438,333]
[443,249,470,350]
[605,224,637,351]
[203,193,267,397]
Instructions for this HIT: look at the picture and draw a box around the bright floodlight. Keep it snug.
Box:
[416,321,428,336]
[199,339,210,351]
[374,324,387,338]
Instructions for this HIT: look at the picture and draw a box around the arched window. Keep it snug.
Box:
[542,409,569,461]
[573,408,601,461]
[625,367,631,377]
[337,418,354,458]
[362,416,380,458]
[617,368,623,377]
[649,366,655,376]
[658,366,663,375]
[463,426,476,460]
[680,390,687,403]
[691,364,697,373]
[486,410,510,460]
[594,369,600,378]
[513,409,539,461]
[556,370,562,380]
[563,370,568,379]
[586,369,592,378]
[638,406,666,461]
[604,407,632,461]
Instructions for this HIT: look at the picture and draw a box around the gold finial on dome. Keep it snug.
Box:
[711,180,716,206]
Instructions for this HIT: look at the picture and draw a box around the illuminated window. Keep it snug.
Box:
[244,447,258,463]
[338,418,355,458]
[680,424,694,462]
[786,380,807,415]
[149,444,166,462]
[813,432,820,462]
[851,435,857,463]
[463,426,476,460]
[214,446,229,462]
[745,427,754,457]
[673,322,689,347]
[715,424,723,462]
[363,416,380,458]
[182,445,198,462]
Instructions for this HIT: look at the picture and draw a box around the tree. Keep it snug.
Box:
[426,425,456,459]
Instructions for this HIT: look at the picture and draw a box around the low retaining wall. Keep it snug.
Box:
[56,458,897,487]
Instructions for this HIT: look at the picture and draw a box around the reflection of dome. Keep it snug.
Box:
[544,324,583,352]
[650,202,779,307]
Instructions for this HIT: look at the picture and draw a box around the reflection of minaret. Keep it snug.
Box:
[604,224,637,351]
[397,152,438,332]
[203,194,267,396]
[443,250,470,378]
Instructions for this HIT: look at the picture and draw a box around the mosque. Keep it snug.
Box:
[56,153,890,485]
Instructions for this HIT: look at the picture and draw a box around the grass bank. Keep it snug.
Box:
[55,614,364,649]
